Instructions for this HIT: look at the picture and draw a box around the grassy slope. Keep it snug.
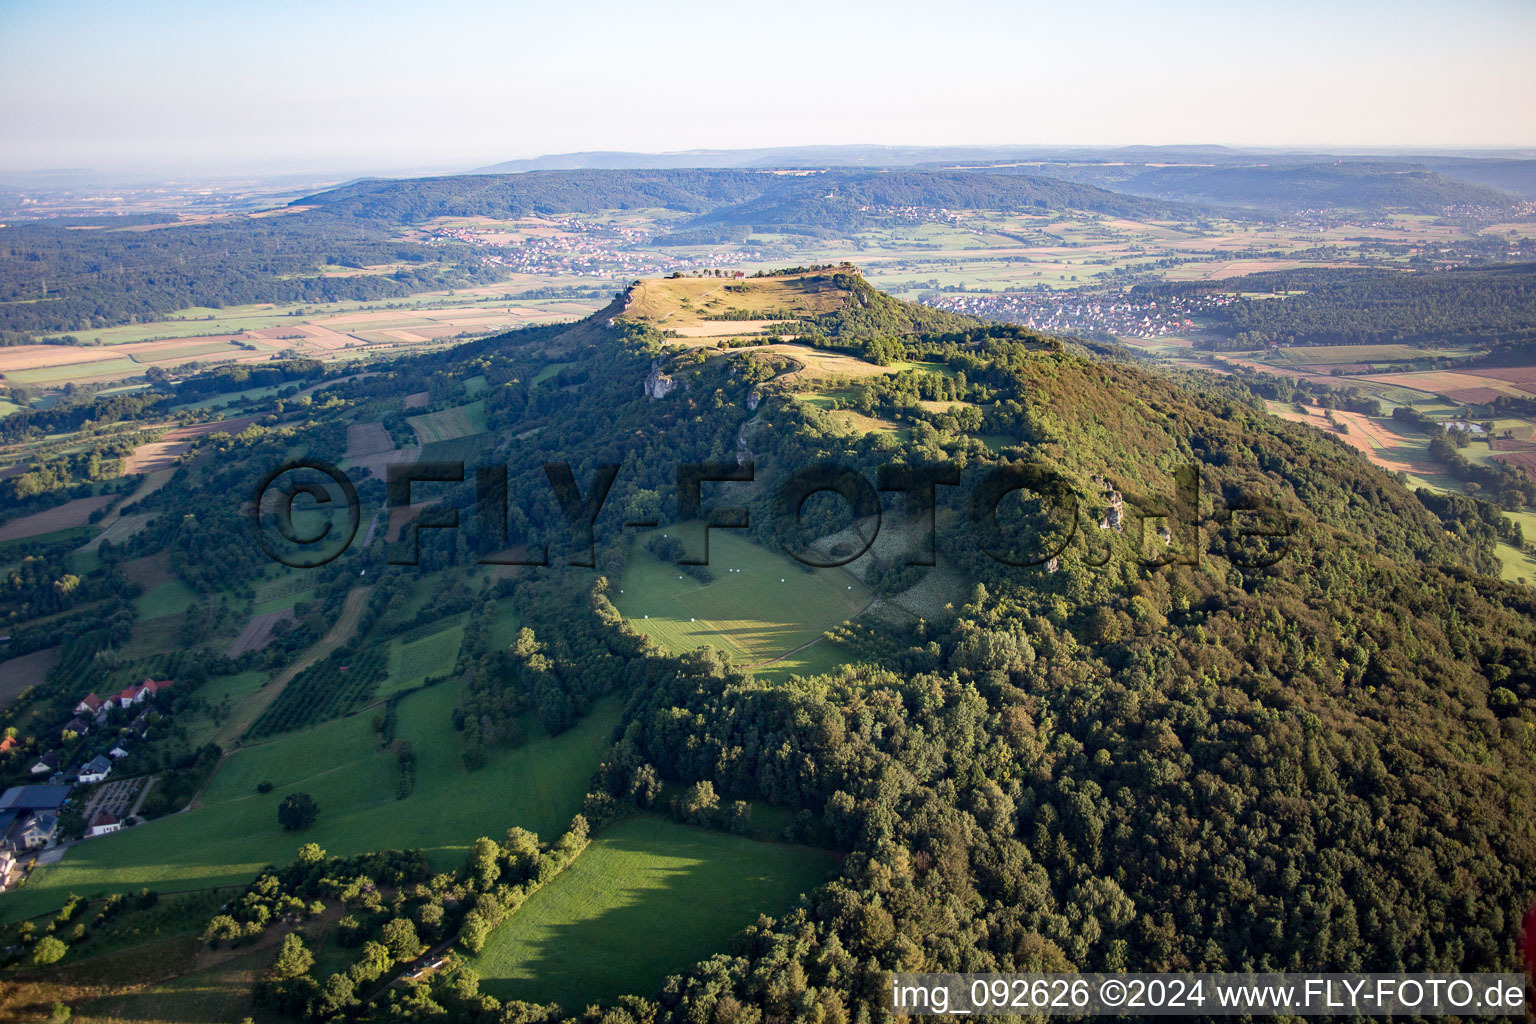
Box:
[72,946,274,1024]
[0,685,620,924]
[473,816,840,1007]
[380,624,464,697]
[613,530,869,666]
[406,400,487,444]
[132,580,198,620]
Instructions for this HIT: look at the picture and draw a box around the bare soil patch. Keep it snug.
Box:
[226,608,297,657]
[346,421,394,459]
[1442,387,1510,404]
[124,418,257,475]
[1493,451,1536,476]
[0,495,113,542]
[0,647,59,710]
[1470,365,1536,385]
[0,346,124,372]
[122,551,174,592]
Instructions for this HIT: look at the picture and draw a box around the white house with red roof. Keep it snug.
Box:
[74,694,105,715]
[111,678,174,710]
[88,811,121,837]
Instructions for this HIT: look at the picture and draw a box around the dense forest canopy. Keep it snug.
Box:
[1135,262,1536,350]
[0,214,502,342]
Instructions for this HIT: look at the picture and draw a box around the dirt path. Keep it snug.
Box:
[206,586,372,759]
[125,776,156,821]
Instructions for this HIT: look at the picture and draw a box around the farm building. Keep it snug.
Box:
[0,785,70,816]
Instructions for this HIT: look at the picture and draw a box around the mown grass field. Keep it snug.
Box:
[749,638,855,684]
[472,816,840,1007]
[0,684,621,924]
[4,357,143,384]
[407,400,487,444]
[614,530,869,666]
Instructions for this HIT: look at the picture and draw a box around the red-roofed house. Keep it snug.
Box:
[88,811,121,838]
[112,679,172,708]
[141,678,173,699]
[74,694,105,715]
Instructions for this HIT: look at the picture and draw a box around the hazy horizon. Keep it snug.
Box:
[2,0,1534,177]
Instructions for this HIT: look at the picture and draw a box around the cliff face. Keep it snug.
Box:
[644,362,677,399]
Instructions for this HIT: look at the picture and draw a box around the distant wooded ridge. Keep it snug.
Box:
[294,169,1188,226]
[471,145,1536,203]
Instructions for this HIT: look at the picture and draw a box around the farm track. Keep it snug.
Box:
[203,586,372,773]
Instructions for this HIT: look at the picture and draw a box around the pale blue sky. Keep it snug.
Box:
[1,0,1533,174]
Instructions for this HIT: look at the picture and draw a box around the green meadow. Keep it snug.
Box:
[531,361,575,385]
[0,685,620,923]
[613,530,869,666]
[133,579,199,619]
[473,816,840,1007]
[407,399,487,443]
[381,623,464,696]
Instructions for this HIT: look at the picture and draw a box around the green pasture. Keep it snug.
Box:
[184,671,271,748]
[614,530,869,666]
[382,624,464,696]
[749,638,855,684]
[531,362,575,386]
[4,358,142,383]
[472,816,840,1007]
[407,399,487,443]
[0,684,620,924]
[134,579,198,620]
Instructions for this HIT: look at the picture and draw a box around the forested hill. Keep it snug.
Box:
[1138,262,1536,350]
[4,267,1533,1016]
[983,160,1527,214]
[430,272,1536,986]
[293,169,1186,226]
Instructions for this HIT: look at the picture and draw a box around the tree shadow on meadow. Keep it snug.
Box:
[481,825,837,1009]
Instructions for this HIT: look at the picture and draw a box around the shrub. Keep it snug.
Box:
[31,936,67,965]
[278,793,318,831]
